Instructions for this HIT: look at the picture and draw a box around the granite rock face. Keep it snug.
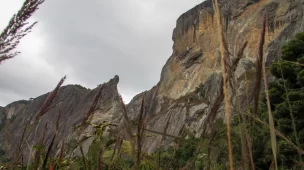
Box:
[1,0,304,159]
[0,76,123,161]
[125,0,304,152]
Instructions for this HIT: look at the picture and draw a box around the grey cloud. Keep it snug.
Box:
[0,0,202,106]
[0,56,62,106]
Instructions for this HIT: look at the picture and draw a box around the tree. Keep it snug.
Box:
[257,32,304,169]
[0,0,45,64]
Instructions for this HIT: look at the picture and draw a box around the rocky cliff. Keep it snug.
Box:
[0,76,123,161]
[123,0,304,152]
[0,0,303,160]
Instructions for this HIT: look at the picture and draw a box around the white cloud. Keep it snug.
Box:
[0,0,24,31]
[0,0,204,106]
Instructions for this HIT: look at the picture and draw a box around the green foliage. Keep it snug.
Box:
[155,136,204,170]
[150,119,244,170]
[252,124,273,169]
[257,32,304,169]
[3,31,304,170]
[209,119,243,169]
[297,69,304,86]
[270,61,298,82]
[281,32,304,61]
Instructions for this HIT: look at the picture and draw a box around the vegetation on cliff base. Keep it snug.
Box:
[254,32,304,169]
[0,0,304,169]
[1,31,302,170]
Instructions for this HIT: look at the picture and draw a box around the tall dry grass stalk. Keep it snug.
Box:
[80,145,87,170]
[253,32,264,116]
[82,84,104,124]
[278,63,301,159]
[57,139,65,169]
[0,0,45,64]
[232,44,255,169]
[263,62,278,170]
[253,9,270,117]
[213,0,234,169]
[110,137,119,163]
[5,109,12,149]
[109,123,181,140]
[236,42,255,170]
[97,149,103,170]
[201,40,247,170]
[35,76,66,121]
[11,76,66,168]
[230,41,254,170]
[241,111,304,155]
[12,120,30,167]
[32,122,48,170]
[119,96,133,140]
[42,133,56,170]
[119,95,136,162]
[257,10,278,170]
[239,107,255,170]
[117,138,123,159]
[42,110,61,170]
[156,112,172,169]
[136,97,145,169]
[30,76,66,154]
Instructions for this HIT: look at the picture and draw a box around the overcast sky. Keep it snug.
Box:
[0,0,202,106]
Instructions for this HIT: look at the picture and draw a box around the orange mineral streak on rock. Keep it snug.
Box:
[158,0,300,99]
[1,0,303,159]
